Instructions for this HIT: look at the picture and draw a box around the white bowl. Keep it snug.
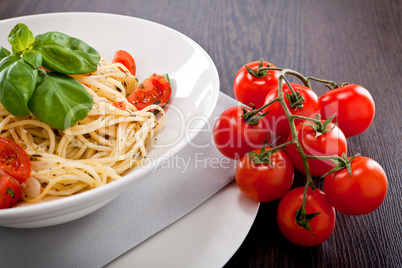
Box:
[0,12,219,228]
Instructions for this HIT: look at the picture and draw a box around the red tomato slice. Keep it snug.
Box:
[127,73,171,111]
[0,137,31,183]
[112,50,136,75]
[112,101,126,111]
[0,170,22,209]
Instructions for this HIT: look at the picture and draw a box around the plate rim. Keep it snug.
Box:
[107,181,260,268]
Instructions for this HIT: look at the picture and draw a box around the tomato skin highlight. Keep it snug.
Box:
[127,73,171,111]
[0,137,31,183]
[233,60,280,108]
[277,187,336,247]
[323,156,388,215]
[0,170,22,209]
[112,50,136,75]
[286,120,347,177]
[262,83,320,145]
[213,106,271,160]
[320,84,375,138]
[235,148,294,203]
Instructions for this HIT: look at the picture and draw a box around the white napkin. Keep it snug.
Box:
[0,92,239,268]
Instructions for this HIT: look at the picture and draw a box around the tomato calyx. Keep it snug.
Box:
[330,82,349,90]
[301,114,336,138]
[285,90,305,109]
[241,91,283,125]
[295,184,322,231]
[241,106,270,126]
[322,153,359,178]
[295,201,321,231]
[245,58,277,78]
[247,137,277,166]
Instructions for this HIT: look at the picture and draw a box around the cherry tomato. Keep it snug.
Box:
[323,156,387,215]
[320,84,375,138]
[233,60,280,108]
[112,101,126,111]
[277,187,336,247]
[213,106,271,160]
[112,50,136,75]
[0,170,22,209]
[0,137,31,183]
[127,73,171,111]
[262,83,320,145]
[286,120,347,177]
[235,148,294,203]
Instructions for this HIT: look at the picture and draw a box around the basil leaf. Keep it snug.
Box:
[0,53,20,72]
[0,47,11,61]
[22,50,43,69]
[29,71,93,130]
[8,23,35,53]
[163,73,170,83]
[33,32,100,74]
[0,57,37,116]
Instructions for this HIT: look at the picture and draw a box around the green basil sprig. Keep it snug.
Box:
[29,71,93,130]
[0,47,11,61]
[0,55,37,117]
[0,23,100,130]
[8,23,35,53]
[33,32,100,74]
[22,50,43,69]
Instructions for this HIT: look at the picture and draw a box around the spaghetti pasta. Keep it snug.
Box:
[0,56,166,203]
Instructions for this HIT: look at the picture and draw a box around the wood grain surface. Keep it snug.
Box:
[1,0,401,267]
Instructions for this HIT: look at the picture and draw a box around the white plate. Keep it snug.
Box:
[107,181,259,268]
[0,12,219,228]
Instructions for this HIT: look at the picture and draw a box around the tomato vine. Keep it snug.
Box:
[225,59,386,245]
[249,67,351,228]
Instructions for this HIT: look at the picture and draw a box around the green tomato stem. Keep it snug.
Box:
[305,154,343,161]
[291,114,320,123]
[269,139,295,151]
[263,67,349,90]
[262,67,311,88]
[241,96,280,125]
[306,76,349,90]
[276,70,314,178]
[275,71,316,213]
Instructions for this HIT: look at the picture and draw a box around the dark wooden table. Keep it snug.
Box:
[1,0,401,267]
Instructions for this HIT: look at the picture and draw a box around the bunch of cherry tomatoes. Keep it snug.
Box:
[213,59,388,246]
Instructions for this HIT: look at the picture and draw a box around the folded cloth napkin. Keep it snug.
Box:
[0,92,239,268]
